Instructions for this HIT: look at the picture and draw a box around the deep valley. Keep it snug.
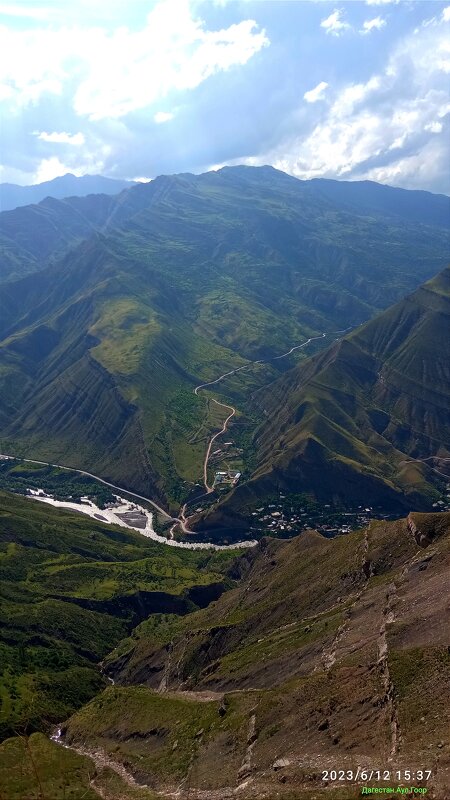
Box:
[0,166,449,799]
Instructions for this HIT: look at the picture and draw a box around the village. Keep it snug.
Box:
[185,425,450,540]
[247,495,380,537]
[245,487,450,538]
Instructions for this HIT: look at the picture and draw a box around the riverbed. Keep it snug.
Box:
[28,490,256,551]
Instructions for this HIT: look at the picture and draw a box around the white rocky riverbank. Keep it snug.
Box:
[28,490,256,551]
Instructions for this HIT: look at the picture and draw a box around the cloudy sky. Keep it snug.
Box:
[0,0,449,193]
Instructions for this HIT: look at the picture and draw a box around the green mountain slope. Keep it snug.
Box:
[0,490,234,741]
[0,195,118,283]
[4,510,447,799]
[199,267,450,534]
[0,167,449,513]
[310,177,450,228]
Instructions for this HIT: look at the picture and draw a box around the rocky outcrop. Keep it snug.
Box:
[407,511,449,547]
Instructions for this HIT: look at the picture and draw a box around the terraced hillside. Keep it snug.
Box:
[3,509,448,799]
[0,168,449,515]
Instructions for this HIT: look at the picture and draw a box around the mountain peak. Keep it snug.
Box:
[0,173,135,213]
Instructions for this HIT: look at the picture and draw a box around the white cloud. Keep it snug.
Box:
[425,120,443,133]
[32,143,111,183]
[365,0,398,5]
[330,76,380,118]
[437,103,450,118]
[360,16,386,35]
[320,9,351,37]
[303,81,328,103]
[35,130,85,145]
[74,3,269,120]
[437,57,450,74]
[420,5,450,30]
[154,111,175,124]
[245,14,450,193]
[33,156,84,183]
[0,24,68,107]
[388,133,407,151]
[0,82,12,100]
[359,136,449,192]
[0,4,54,20]
[0,0,269,118]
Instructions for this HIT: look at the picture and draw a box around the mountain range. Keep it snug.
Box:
[0,165,449,799]
[0,173,134,214]
[0,166,449,533]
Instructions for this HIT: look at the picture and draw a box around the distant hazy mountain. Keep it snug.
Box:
[310,177,450,228]
[0,166,448,517]
[201,266,450,534]
[0,172,134,213]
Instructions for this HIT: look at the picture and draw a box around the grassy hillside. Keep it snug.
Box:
[0,168,449,515]
[0,459,116,505]
[0,195,117,283]
[0,490,235,741]
[196,266,450,534]
[5,511,446,799]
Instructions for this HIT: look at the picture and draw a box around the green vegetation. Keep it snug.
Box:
[0,733,101,799]
[0,459,115,506]
[0,168,448,518]
[2,498,449,799]
[2,168,450,798]
[205,266,450,533]
[105,525,370,689]
[58,512,450,798]
[67,686,224,781]
[389,646,450,756]
[0,490,235,741]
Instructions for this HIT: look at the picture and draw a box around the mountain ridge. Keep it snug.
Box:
[0,172,135,213]
[195,266,450,536]
[0,166,449,523]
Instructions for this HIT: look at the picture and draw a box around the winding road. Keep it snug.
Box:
[0,456,173,519]
[202,399,236,492]
[398,455,450,480]
[2,328,350,548]
[193,332,331,498]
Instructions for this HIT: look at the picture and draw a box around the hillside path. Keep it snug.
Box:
[1,327,350,546]
[192,331,355,498]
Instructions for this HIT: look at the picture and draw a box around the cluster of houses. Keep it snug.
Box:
[247,498,391,538]
[213,469,241,489]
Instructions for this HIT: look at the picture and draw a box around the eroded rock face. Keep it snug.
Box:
[48,512,450,798]
[407,513,425,546]
[407,511,449,547]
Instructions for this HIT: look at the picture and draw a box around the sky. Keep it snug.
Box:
[0,0,449,193]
